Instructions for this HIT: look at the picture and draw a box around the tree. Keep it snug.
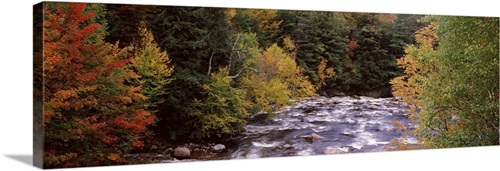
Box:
[228,8,281,48]
[105,4,156,47]
[130,23,174,113]
[275,11,349,90]
[241,43,316,114]
[353,25,391,89]
[42,3,154,168]
[388,22,439,150]
[391,16,499,148]
[192,67,250,139]
[147,6,232,140]
[418,16,499,147]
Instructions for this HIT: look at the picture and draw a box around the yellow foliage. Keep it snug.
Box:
[317,58,335,89]
[107,153,120,161]
[241,43,316,113]
[389,22,439,149]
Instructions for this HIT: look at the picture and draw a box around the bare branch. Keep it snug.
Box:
[207,52,214,75]
[230,67,259,79]
[228,34,241,73]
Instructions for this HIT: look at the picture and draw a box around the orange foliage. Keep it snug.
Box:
[42,2,154,168]
[346,38,359,58]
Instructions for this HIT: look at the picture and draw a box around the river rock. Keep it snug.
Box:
[149,144,158,151]
[300,133,325,141]
[154,154,167,159]
[283,144,293,149]
[352,95,361,99]
[164,148,174,154]
[369,105,377,110]
[213,144,226,152]
[173,147,191,159]
[324,147,347,155]
[320,91,328,97]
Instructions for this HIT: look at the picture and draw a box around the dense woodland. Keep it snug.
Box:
[33,2,499,168]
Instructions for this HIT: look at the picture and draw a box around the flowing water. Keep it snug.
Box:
[127,96,417,163]
[227,96,417,159]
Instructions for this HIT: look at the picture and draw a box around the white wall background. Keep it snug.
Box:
[0,0,498,171]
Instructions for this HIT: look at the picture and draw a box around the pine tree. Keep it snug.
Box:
[147,6,232,140]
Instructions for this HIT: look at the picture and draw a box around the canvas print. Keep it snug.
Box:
[33,1,499,169]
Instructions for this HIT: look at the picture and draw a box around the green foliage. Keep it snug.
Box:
[392,16,499,148]
[353,25,392,89]
[418,16,499,147]
[228,8,281,48]
[275,11,349,90]
[147,6,232,139]
[227,32,260,77]
[130,23,174,113]
[192,67,249,138]
[241,43,317,114]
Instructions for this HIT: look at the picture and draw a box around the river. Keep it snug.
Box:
[228,95,417,158]
[126,95,418,163]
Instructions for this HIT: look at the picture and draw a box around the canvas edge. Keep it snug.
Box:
[33,1,44,169]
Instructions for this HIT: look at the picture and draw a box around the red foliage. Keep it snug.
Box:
[42,2,154,168]
[346,38,359,58]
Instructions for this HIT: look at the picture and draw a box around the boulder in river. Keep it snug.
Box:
[173,147,191,159]
[283,144,293,149]
[300,133,325,142]
[369,105,378,110]
[212,144,226,152]
[324,147,347,155]
[353,101,363,105]
[164,148,174,154]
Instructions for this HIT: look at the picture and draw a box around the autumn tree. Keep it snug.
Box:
[42,2,154,168]
[130,23,174,113]
[391,16,499,148]
[192,67,250,139]
[418,16,499,147]
[241,42,316,114]
[388,23,439,150]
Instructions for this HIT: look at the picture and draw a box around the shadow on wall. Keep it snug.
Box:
[5,155,33,166]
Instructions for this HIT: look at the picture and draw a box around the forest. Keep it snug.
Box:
[33,2,499,168]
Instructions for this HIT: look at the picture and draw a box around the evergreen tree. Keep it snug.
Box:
[353,25,390,89]
[274,11,349,90]
[147,6,232,140]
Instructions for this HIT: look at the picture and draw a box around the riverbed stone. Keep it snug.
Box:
[173,147,191,159]
[300,133,325,141]
[324,147,347,155]
[164,148,174,154]
[213,144,226,152]
[283,144,293,149]
[369,105,378,110]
